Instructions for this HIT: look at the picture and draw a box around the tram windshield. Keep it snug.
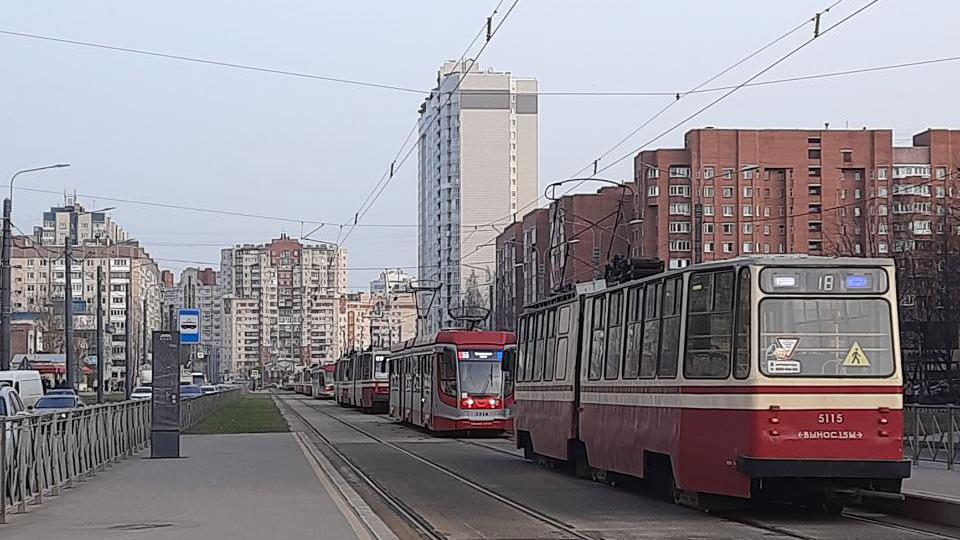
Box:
[759,298,895,377]
[374,355,388,379]
[457,350,504,397]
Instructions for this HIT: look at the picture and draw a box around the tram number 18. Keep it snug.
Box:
[817,275,834,291]
[817,412,844,424]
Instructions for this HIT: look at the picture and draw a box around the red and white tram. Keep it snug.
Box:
[311,363,336,399]
[513,256,909,509]
[334,350,390,412]
[389,330,516,433]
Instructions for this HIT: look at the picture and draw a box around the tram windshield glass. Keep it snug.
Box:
[759,298,895,377]
[457,350,504,397]
[374,355,388,379]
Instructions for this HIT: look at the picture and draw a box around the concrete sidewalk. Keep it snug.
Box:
[905,462,960,502]
[1,433,365,539]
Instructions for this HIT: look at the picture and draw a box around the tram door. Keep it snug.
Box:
[422,355,433,427]
[403,357,413,423]
[389,357,400,418]
[410,355,422,425]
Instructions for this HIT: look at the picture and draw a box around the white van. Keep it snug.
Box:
[0,370,44,408]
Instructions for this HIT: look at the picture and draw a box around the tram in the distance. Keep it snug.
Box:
[334,349,390,412]
[310,363,336,399]
[388,330,516,434]
[513,256,908,511]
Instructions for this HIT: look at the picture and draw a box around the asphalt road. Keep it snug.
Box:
[279,395,960,540]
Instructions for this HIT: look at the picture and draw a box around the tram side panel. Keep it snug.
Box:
[515,300,582,462]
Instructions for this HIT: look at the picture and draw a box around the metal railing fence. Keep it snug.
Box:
[904,404,959,469]
[1,400,150,524]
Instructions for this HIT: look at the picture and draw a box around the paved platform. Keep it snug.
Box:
[1,433,365,540]
[905,462,960,502]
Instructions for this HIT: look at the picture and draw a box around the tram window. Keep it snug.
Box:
[555,305,572,379]
[533,311,547,381]
[588,296,606,380]
[733,268,752,379]
[623,286,644,379]
[524,315,538,382]
[439,351,457,397]
[658,277,682,379]
[605,291,624,379]
[684,270,734,379]
[544,309,558,381]
[555,336,569,380]
[558,304,571,334]
[639,282,661,378]
[517,317,528,383]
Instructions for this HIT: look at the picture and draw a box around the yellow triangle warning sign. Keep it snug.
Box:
[843,341,870,367]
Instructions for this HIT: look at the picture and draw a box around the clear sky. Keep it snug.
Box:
[3,0,959,289]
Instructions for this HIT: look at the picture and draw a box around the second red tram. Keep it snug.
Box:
[334,350,390,412]
[388,330,516,433]
[514,256,909,510]
[311,363,336,399]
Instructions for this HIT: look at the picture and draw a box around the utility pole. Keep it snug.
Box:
[96,265,104,404]
[124,278,132,399]
[0,198,11,370]
[64,236,75,390]
[141,297,147,382]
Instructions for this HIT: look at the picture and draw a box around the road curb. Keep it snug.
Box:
[863,492,960,529]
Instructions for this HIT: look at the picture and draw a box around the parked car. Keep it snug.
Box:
[200,385,219,395]
[46,388,77,396]
[1,386,29,460]
[34,395,85,414]
[0,370,44,407]
[130,386,153,400]
[179,385,203,400]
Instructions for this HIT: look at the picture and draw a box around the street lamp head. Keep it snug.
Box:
[53,163,71,169]
[628,218,644,225]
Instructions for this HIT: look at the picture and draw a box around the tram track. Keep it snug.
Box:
[285,396,960,540]
[296,398,597,540]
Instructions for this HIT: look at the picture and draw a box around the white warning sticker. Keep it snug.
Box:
[767,359,802,374]
[774,337,800,360]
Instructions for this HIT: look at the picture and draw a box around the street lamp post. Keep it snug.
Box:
[1,163,69,370]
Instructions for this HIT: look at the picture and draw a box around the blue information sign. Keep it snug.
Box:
[178,308,201,344]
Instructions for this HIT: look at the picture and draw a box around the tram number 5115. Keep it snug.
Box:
[818,412,844,424]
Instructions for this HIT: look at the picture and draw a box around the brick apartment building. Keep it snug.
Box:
[494,127,960,343]
[637,128,960,270]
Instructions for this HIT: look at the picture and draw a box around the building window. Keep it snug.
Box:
[669,240,692,252]
[742,223,753,234]
[808,148,821,159]
[842,150,852,163]
[703,186,714,197]
[669,203,691,215]
[704,242,714,253]
[722,187,733,198]
[723,168,734,180]
[702,205,714,216]
[878,242,889,253]
[668,185,691,197]
[743,166,755,180]
[742,205,753,217]
[937,186,946,198]
[878,186,888,197]
[722,205,734,217]
[704,167,715,179]
[646,168,660,179]
[763,225,771,235]
[808,167,821,178]
[668,222,691,233]
[878,167,888,180]
[722,223,735,235]
[722,242,734,253]
[703,223,715,234]
[742,243,753,253]
[669,166,691,178]
[936,167,947,179]
[808,137,821,145]
[647,185,660,197]
[743,187,753,198]
[763,243,771,254]
[855,188,862,199]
